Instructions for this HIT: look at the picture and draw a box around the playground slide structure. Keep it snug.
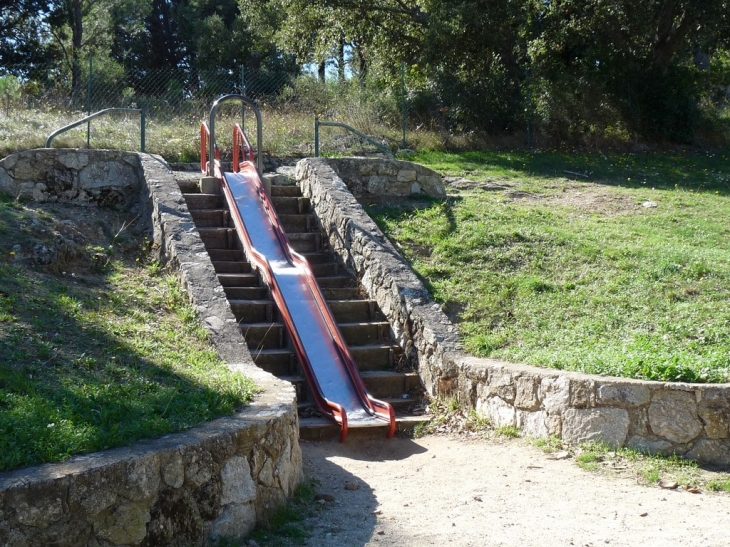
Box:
[201,95,396,441]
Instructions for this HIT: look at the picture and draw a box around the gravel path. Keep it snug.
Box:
[268,435,730,547]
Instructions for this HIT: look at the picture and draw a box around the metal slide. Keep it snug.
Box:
[202,95,396,441]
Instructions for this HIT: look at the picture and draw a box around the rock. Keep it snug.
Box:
[648,391,702,444]
[220,456,256,505]
[685,438,730,466]
[562,407,629,447]
[344,481,360,491]
[315,493,335,502]
[32,243,57,265]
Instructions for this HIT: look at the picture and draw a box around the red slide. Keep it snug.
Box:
[206,124,395,441]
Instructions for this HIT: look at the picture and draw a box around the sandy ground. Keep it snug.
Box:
[267,435,730,547]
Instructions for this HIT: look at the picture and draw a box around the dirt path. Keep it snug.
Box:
[264,435,730,547]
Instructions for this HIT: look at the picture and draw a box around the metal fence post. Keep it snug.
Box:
[401,62,407,149]
[87,56,92,148]
[140,109,146,152]
[240,66,246,131]
[314,116,320,157]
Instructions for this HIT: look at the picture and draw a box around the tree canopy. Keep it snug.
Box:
[1,0,729,142]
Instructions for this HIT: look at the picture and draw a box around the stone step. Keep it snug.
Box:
[216,273,260,287]
[326,299,376,323]
[349,344,401,371]
[239,322,285,350]
[299,251,333,265]
[189,209,230,228]
[316,276,354,288]
[271,196,310,214]
[238,320,392,349]
[281,370,419,401]
[322,287,361,300]
[287,232,320,253]
[298,415,430,441]
[228,299,274,323]
[208,249,245,262]
[250,348,297,377]
[279,213,314,233]
[212,261,251,274]
[183,193,224,209]
[270,184,302,197]
[177,178,199,193]
[338,321,392,346]
[223,286,269,300]
[198,227,239,250]
[310,262,338,278]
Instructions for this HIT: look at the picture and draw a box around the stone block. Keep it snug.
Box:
[209,503,257,542]
[648,390,702,444]
[160,452,184,489]
[517,410,551,437]
[410,182,422,194]
[397,169,417,183]
[539,376,570,414]
[96,501,151,545]
[562,407,629,447]
[367,176,389,195]
[569,379,595,408]
[514,376,540,410]
[685,438,730,466]
[477,395,516,427]
[0,168,14,196]
[118,456,161,502]
[376,161,398,176]
[626,436,675,456]
[486,369,515,403]
[220,457,256,505]
[596,383,650,407]
[697,390,730,439]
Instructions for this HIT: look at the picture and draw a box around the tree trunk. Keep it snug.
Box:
[318,60,326,82]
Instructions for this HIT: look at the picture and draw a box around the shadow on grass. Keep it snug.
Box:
[416,149,730,195]
[0,199,250,472]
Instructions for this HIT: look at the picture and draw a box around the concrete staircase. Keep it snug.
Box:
[179,172,427,439]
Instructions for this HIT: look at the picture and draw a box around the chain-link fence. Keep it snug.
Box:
[0,60,411,160]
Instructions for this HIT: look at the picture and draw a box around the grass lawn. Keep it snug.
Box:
[0,195,256,472]
[370,148,730,383]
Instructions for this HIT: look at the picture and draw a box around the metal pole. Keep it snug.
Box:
[140,110,146,152]
[87,56,92,148]
[314,116,319,157]
[240,66,245,131]
[401,62,407,149]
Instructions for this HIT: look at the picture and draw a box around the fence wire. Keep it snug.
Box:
[0,62,408,158]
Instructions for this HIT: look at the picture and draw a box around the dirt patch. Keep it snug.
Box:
[257,435,730,547]
[545,184,641,216]
[445,176,641,216]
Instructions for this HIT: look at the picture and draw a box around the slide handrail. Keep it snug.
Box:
[208,94,263,175]
[314,116,394,159]
[46,108,146,151]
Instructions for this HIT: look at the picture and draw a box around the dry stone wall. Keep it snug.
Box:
[0,149,302,546]
[325,157,446,198]
[296,157,730,467]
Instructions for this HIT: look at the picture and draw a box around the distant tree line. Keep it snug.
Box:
[1,0,729,143]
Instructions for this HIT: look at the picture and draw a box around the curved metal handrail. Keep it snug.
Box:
[314,117,394,159]
[208,94,262,176]
[46,108,146,151]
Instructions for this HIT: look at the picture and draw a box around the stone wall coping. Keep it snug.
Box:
[297,157,730,467]
[0,149,302,546]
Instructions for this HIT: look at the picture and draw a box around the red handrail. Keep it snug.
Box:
[233,124,256,171]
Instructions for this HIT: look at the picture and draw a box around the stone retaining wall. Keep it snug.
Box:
[0,149,302,546]
[296,157,730,467]
[326,157,446,198]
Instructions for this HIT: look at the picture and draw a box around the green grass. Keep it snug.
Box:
[248,477,321,546]
[0,196,256,471]
[369,148,730,383]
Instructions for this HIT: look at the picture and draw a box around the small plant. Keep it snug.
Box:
[248,477,321,546]
[495,425,521,439]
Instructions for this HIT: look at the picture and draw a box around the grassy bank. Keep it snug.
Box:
[0,196,256,472]
[370,149,730,383]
